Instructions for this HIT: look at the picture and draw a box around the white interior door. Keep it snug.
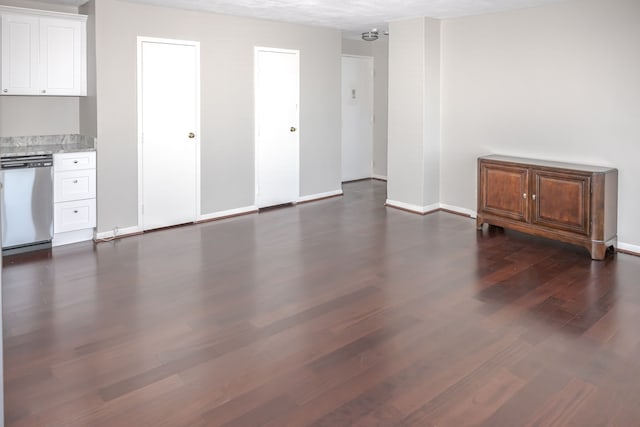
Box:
[341,55,373,182]
[139,38,199,231]
[255,47,299,208]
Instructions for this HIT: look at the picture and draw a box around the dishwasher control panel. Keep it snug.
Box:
[1,155,53,169]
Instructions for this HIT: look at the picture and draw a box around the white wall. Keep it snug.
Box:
[0,1,80,138]
[91,0,341,233]
[441,0,640,249]
[387,17,440,211]
[371,40,389,178]
[79,0,96,138]
[341,38,389,178]
[0,0,76,13]
[0,97,79,137]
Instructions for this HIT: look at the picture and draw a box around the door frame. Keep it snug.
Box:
[341,54,374,181]
[254,46,300,207]
[136,36,201,229]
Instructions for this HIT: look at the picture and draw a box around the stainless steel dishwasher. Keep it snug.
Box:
[1,154,54,254]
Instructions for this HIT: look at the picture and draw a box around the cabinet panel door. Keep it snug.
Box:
[1,14,40,94]
[54,199,96,233]
[54,169,96,203]
[40,17,83,95]
[480,162,529,222]
[532,170,591,235]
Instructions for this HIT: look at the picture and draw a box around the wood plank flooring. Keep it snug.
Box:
[3,179,640,426]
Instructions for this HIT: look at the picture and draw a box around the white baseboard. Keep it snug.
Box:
[198,205,258,222]
[95,225,143,241]
[385,200,478,218]
[371,174,387,181]
[52,229,95,247]
[385,199,440,215]
[439,203,477,219]
[618,242,640,256]
[298,189,343,203]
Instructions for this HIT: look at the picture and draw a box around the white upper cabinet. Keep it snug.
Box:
[0,6,86,96]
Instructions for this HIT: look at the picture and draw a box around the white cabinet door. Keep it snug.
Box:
[40,17,84,96]
[54,169,96,203]
[1,14,40,95]
[54,199,96,233]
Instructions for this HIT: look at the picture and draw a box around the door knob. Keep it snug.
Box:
[290,127,297,132]
[188,132,195,139]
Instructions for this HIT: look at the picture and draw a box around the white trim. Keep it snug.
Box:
[439,203,477,219]
[371,174,387,181]
[298,189,343,203]
[0,5,87,20]
[385,199,440,215]
[95,225,143,241]
[254,46,301,208]
[198,205,258,222]
[618,242,640,255]
[137,37,201,231]
[385,199,477,218]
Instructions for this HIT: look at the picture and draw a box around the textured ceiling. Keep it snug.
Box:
[35,0,571,37]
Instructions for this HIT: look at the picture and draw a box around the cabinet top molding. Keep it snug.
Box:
[0,5,87,21]
[479,154,616,174]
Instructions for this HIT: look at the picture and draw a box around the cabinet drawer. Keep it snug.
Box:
[54,169,96,202]
[54,199,96,233]
[54,151,96,172]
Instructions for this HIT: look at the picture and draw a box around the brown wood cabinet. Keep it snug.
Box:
[477,155,618,260]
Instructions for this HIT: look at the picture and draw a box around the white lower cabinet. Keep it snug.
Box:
[53,151,96,246]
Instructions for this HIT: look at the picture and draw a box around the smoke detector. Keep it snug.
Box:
[361,29,379,42]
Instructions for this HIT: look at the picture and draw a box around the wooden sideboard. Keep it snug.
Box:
[476,155,618,260]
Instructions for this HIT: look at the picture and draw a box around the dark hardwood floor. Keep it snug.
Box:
[3,180,640,426]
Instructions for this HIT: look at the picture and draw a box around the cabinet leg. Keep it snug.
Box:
[476,219,484,230]
[590,242,608,261]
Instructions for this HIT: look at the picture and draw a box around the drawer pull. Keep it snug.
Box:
[73,180,78,184]
[73,210,79,214]
[73,160,79,164]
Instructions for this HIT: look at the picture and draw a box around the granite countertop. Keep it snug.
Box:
[0,134,96,158]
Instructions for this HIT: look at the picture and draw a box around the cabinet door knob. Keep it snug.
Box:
[73,210,78,214]
[2,89,7,93]
[42,89,46,94]
[532,194,537,200]
[523,193,527,199]
[73,180,78,184]
[188,132,195,139]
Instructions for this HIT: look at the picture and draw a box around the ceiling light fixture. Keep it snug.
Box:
[361,29,379,42]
